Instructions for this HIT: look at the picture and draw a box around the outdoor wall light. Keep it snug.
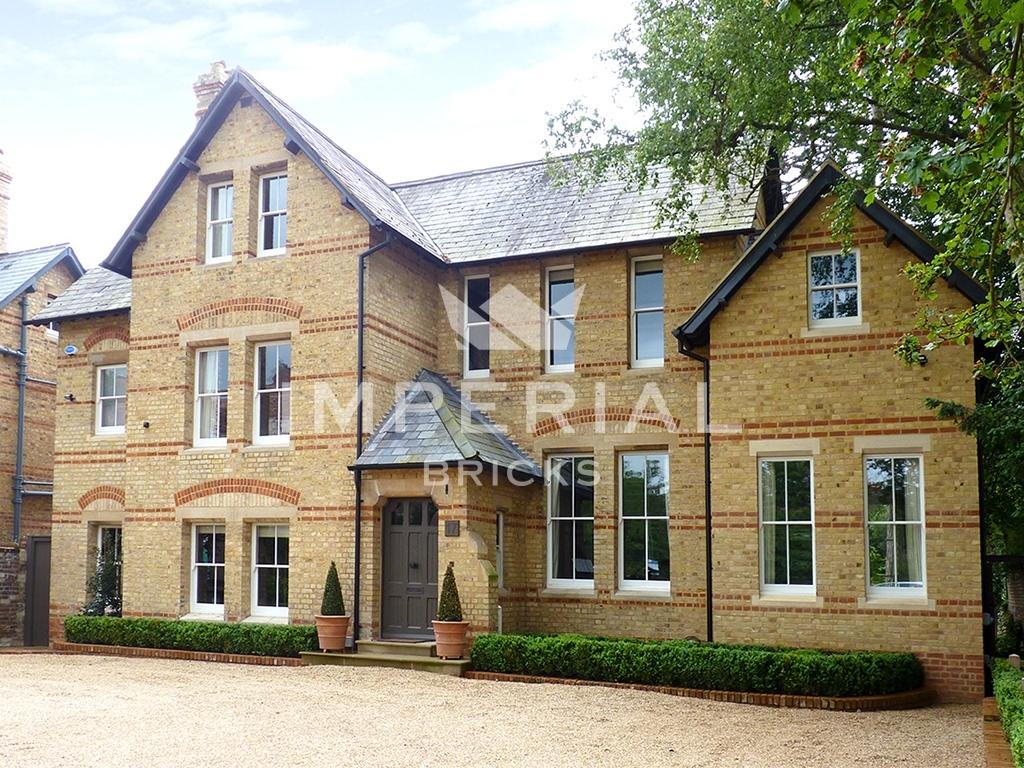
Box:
[142,421,150,429]
[63,393,75,402]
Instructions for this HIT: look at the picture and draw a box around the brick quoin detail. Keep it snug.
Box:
[534,408,680,437]
[176,298,303,331]
[83,325,130,351]
[77,486,126,510]
[174,479,301,507]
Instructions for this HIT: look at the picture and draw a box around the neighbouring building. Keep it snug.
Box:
[34,65,985,700]
[0,149,84,646]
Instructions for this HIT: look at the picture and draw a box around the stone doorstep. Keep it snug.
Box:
[355,639,437,658]
[300,651,471,677]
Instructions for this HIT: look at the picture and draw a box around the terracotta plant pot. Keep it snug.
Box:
[432,620,470,659]
[314,614,350,652]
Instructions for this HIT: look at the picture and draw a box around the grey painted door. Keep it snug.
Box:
[382,499,438,639]
[24,536,51,647]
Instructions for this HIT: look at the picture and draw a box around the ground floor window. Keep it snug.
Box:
[759,458,814,594]
[619,452,669,590]
[866,455,925,596]
[192,524,225,613]
[84,525,122,616]
[548,455,595,588]
[252,524,289,617]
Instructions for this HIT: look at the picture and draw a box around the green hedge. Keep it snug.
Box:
[64,616,318,658]
[470,633,924,697]
[993,659,1024,767]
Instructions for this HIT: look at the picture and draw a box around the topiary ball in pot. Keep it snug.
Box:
[315,560,349,652]
[433,561,470,659]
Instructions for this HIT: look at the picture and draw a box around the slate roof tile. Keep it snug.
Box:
[31,266,130,324]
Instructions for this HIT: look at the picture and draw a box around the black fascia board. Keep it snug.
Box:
[0,245,86,313]
[347,458,543,483]
[673,163,986,350]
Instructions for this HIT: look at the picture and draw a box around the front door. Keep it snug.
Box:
[382,498,438,639]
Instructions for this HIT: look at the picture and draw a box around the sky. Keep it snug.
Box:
[0,0,640,268]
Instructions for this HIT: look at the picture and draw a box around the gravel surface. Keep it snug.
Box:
[0,654,982,767]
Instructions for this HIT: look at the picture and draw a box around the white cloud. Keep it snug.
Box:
[387,22,458,55]
[86,16,218,65]
[28,0,119,16]
[466,0,632,35]
[257,41,402,100]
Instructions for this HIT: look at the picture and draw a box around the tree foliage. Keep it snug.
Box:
[548,0,1024,379]
[436,561,464,622]
[319,560,345,616]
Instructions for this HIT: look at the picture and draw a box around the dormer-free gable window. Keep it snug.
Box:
[259,174,287,256]
[206,183,233,263]
[464,275,490,377]
[547,267,575,372]
[631,257,664,367]
[809,249,860,327]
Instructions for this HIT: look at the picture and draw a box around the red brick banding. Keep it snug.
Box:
[534,407,680,437]
[52,642,302,667]
[77,485,126,510]
[176,297,303,331]
[464,671,936,711]
[174,478,301,507]
[83,325,130,351]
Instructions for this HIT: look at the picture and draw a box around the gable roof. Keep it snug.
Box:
[101,67,443,276]
[354,369,542,481]
[29,266,130,325]
[394,161,760,264]
[0,244,84,311]
[673,163,987,350]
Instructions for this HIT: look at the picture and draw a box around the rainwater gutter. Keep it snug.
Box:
[353,231,394,643]
[678,343,714,643]
[0,293,34,543]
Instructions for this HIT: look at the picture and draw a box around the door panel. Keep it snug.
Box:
[24,537,51,647]
[382,499,439,639]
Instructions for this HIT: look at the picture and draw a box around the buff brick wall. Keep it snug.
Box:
[703,197,982,701]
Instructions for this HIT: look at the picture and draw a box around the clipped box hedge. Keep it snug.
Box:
[470,633,924,697]
[993,659,1024,767]
[64,616,318,658]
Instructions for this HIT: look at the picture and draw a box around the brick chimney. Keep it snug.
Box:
[0,149,10,254]
[193,61,230,121]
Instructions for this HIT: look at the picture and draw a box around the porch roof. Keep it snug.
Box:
[354,369,542,480]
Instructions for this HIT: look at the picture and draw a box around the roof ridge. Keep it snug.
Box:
[392,158,553,189]
[0,242,71,258]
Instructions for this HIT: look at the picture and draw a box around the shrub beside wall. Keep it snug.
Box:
[470,634,925,698]
[64,616,318,658]
[993,659,1024,767]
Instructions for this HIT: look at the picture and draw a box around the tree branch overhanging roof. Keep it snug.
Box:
[672,163,986,351]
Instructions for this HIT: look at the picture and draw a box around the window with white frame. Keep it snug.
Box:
[631,257,664,367]
[866,456,925,596]
[809,249,860,326]
[464,275,490,377]
[547,267,575,372]
[548,455,595,587]
[251,524,288,617]
[195,348,228,447]
[254,342,291,444]
[95,364,127,435]
[619,453,669,589]
[759,458,814,594]
[206,183,234,263]
[259,174,287,256]
[191,524,225,614]
[495,511,505,589]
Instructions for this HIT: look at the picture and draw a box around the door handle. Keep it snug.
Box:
[409,561,419,569]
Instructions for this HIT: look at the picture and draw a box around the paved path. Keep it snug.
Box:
[0,654,983,767]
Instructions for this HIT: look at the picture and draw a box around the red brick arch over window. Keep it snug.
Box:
[78,485,126,510]
[176,298,303,331]
[83,325,130,352]
[533,407,680,437]
[174,479,301,507]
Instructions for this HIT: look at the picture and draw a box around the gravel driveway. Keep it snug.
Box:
[0,654,982,767]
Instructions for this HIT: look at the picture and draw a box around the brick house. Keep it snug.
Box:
[0,151,84,646]
[34,65,984,700]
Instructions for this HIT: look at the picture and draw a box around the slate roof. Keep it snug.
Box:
[355,369,542,480]
[395,160,760,263]
[0,244,84,311]
[673,163,986,350]
[30,266,130,324]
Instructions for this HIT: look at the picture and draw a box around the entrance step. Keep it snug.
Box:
[355,639,437,658]
[300,650,471,677]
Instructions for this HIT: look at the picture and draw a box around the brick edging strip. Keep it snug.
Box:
[52,641,303,667]
[464,671,936,711]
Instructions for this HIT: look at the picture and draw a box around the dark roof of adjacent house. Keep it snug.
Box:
[101,67,760,278]
[394,161,760,264]
[354,369,543,480]
[0,244,84,311]
[29,266,130,324]
[673,163,987,350]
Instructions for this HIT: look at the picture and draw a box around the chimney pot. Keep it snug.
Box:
[193,61,230,121]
